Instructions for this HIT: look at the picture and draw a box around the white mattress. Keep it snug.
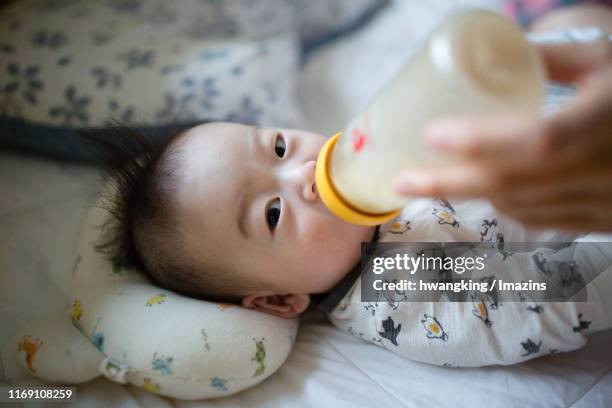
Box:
[2,0,611,407]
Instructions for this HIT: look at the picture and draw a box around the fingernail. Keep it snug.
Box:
[393,172,434,194]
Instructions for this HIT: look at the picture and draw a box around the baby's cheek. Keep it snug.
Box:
[298,211,360,263]
[314,230,359,268]
[297,212,330,241]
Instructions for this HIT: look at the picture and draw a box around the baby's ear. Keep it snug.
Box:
[242,293,310,318]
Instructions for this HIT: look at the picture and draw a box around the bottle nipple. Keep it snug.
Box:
[315,133,400,226]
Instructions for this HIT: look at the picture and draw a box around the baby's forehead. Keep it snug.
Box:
[176,122,252,154]
[172,121,253,196]
[187,121,251,136]
[170,124,252,261]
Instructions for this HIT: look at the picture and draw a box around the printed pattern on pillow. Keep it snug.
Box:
[0,0,385,132]
[0,0,305,129]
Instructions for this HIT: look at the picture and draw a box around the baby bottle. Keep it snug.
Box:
[315,9,545,225]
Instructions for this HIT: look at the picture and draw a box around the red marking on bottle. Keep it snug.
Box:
[352,128,367,152]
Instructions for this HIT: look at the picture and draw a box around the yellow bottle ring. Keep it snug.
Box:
[315,132,401,226]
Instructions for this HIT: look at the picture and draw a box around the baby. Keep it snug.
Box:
[84,121,375,312]
[84,120,612,368]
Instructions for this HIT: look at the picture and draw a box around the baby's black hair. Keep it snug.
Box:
[79,121,233,301]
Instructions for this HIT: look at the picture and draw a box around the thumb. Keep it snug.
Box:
[536,39,612,83]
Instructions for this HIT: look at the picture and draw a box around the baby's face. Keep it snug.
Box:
[174,122,375,299]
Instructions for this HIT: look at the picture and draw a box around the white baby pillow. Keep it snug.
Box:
[13,188,299,399]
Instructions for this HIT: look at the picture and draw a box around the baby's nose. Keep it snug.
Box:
[288,160,317,203]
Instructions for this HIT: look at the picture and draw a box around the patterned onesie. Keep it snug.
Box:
[317,198,612,367]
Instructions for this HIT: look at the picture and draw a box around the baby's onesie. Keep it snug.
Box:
[318,198,612,367]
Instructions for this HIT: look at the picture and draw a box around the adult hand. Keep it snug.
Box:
[392,39,612,232]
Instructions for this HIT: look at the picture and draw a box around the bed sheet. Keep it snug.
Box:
[2,0,612,407]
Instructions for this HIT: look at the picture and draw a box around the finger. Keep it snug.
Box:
[491,167,612,210]
[392,165,498,198]
[506,210,612,233]
[425,79,612,174]
[535,39,612,83]
[548,65,612,156]
[423,116,582,174]
[423,115,549,163]
[496,203,600,232]
[519,217,609,233]
[495,189,612,214]
[502,196,612,217]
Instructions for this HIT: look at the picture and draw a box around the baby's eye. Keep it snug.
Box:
[274,133,286,158]
[266,198,281,232]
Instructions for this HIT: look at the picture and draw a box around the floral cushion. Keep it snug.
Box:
[0,0,385,160]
